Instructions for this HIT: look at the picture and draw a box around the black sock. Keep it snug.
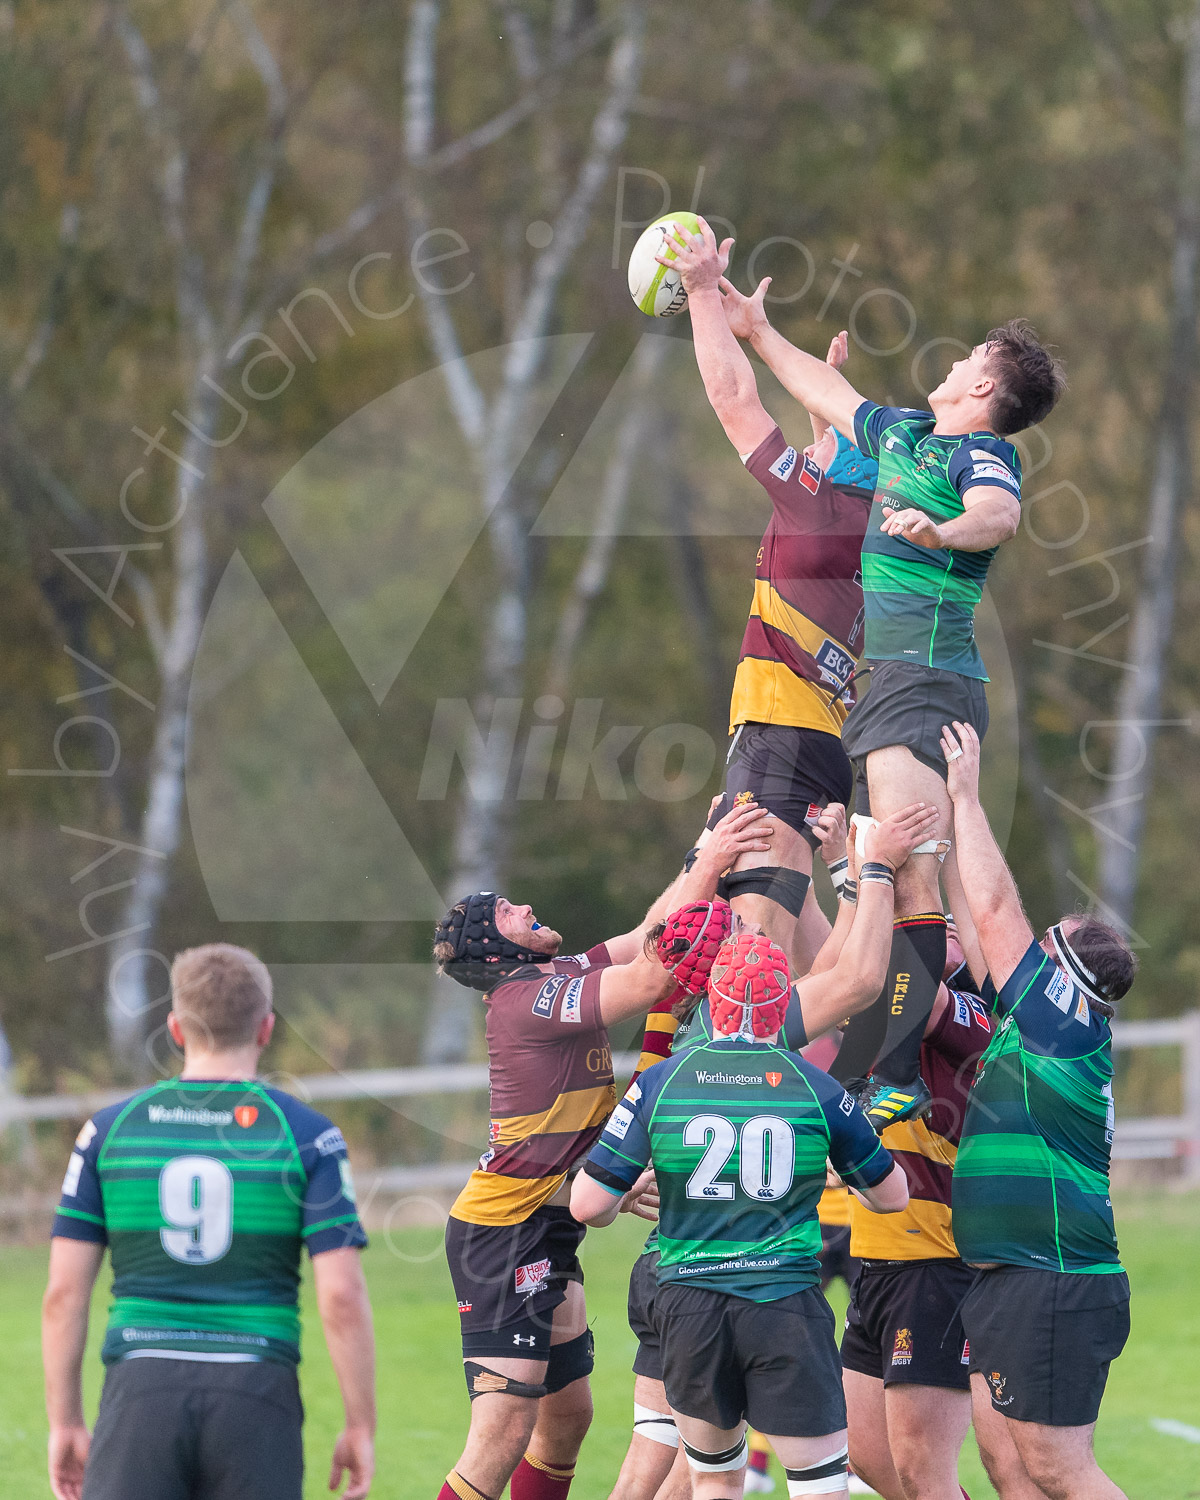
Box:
[871,913,946,1086]
[829,986,889,1086]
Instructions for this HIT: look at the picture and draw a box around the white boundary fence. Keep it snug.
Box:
[4,1019,1199,1191]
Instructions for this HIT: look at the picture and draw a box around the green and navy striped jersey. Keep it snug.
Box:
[853,401,1022,679]
[585,1037,891,1301]
[52,1078,367,1366]
[953,940,1122,1275]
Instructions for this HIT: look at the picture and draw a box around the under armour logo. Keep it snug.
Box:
[512,1334,536,1347]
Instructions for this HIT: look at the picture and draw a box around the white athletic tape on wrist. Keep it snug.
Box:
[684,1435,748,1473]
[785,1444,849,1495]
[633,1403,679,1448]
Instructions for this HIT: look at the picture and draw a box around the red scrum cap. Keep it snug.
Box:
[708,933,792,1039]
[656,899,734,995]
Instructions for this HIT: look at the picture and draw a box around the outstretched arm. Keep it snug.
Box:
[718,275,866,439]
[659,219,776,455]
[941,722,1035,990]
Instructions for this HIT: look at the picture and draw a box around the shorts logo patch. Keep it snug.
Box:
[891,1328,913,1367]
[768,445,798,481]
[804,802,824,826]
[1045,967,1075,1015]
[961,1339,970,1365]
[561,976,585,1024]
[815,637,855,688]
[734,789,755,808]
[515,1258,552,1296]
[457,1300,473,1314]
[987,1371,1014,1407]
[532,976,566,1018]
[766,1072,782,1088]
[234,1106,258,1129]
[798,453,823,494]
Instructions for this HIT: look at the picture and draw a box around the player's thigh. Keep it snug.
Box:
[81,1362,194,1500]
[969,1374,1041,1497]
[843,1368,902,1500]
[884,1384,972,1488]
[865,746,951,826]
[550,1275,588,1342]
[1004,1419,1103,1494]
[195,1364,305,1500]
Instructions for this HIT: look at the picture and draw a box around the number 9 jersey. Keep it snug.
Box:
[52,1079,367,1367]
[584,1036,893,1302]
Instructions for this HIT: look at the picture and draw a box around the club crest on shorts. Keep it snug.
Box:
[891,1327,913,1366]
[987,1371,1014,1406]
[734,790,755,808]
[766,1072,782,1088]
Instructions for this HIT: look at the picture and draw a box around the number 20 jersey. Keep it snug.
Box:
[52,1079,367,1366]
[585,1037,892,1302]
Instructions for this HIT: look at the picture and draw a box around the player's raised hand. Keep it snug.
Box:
[863,802,941,871]
[826,329,849,370]
[941,721,982,803]
[813,803,848,868]
[881,507,947,549]
[329,1427,375,1499]
[718,272,770,340]
[654,216,731,295]
[48,1425,90,1500]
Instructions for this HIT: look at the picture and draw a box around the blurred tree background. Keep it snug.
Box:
[2,0,1198,1170]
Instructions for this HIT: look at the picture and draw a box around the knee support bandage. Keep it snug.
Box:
[683,1435,748,1473]
[785,1444,849,1495]
[633,1402,679,1448]
[463,1361,547,1401]
[719,865,811,917]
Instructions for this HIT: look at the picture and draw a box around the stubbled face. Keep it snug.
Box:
[943,931,967,982]
[929,342,993,410]
[494,897,562,954]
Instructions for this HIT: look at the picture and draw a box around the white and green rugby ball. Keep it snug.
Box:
[627,211,702,317]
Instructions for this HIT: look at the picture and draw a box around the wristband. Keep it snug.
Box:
[839,878,858,906]
[859,861,895,887]
[827,856,849,895]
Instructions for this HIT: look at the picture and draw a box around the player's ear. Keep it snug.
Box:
[256,1011,276,1049]
[166,1011,186,1050]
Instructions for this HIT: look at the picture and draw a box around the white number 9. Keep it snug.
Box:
[159,1156,234,1265]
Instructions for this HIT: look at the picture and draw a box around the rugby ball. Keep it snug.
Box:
[627,211,702,317]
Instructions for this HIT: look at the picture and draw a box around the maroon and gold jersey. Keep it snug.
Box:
[850,990,993,1259]
[450,944,617,1227]
[730,426,871,737]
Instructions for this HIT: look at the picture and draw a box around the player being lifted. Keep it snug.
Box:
[679,219,1066,1126]
[596,801,939,1500]
[42,944,374,1500]
[572,927,910,1500]
[430,800,771,1500]
[661,221,878,977]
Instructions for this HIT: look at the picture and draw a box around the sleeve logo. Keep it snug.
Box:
[1045,967,1076,1015]
[798,453,823,494]
[953,993,972,1027]
[561,976,585,1023]
[606,1103,635,1139]
[61,1151,85,1198]
[314,1126,349,1156]
[338,1157,357,1204]
[532,975,567,1017]
[75,1119,97,1150]
[839,1092,855,1115]
[768,445,798,481]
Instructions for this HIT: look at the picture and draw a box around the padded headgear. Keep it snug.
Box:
[434,892,546,991]
[656,899,734,995]
[708,932,791,1040]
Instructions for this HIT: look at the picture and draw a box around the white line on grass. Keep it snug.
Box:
[1151,1418,1200,1443]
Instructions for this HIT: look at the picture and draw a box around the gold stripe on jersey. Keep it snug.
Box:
[729,659,848,735]
[817,1184,852,1227]
[487,1083,615,1147]
[451,1168,571,1226]
[752,580,856,666]
[849,1117,959,1260]
[643,1013,678,1035]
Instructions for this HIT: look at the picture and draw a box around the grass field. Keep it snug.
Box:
[3,1192,1198,1499]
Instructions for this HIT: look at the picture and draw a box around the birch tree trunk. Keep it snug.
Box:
[1096,1,1200,930]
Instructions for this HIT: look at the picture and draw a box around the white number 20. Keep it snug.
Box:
[159,1156,234,1265]
[684,1114,796,1201]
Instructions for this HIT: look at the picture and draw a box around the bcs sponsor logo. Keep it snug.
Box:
[515,1258,552,1296]
[532,976,566,1018]
[815,638,854,688]
[234,1106,258,1129]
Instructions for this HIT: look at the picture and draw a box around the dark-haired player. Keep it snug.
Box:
[573,931,910,1500]
[430,802,771,1500]
[43,944,373,1500]
[713,249,1067,1127]
[942,722,1134,1500]
[663,222,878,978]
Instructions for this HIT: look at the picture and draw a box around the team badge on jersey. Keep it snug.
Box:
[766,1072,782,1088]
[234,1105,258,1128]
